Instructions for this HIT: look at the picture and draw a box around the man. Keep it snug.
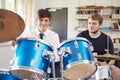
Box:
[11,9,60,79]
[76,13,115,79]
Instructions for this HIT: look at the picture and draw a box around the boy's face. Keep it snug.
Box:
[36,17,51,31]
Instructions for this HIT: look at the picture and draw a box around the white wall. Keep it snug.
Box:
[0,42,14,68]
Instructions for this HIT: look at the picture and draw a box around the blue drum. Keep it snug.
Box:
[10,38,53,80]
[0,69,22,80]
[58,37,97,80]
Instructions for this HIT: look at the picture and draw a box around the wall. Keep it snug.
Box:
[0,42,14,68]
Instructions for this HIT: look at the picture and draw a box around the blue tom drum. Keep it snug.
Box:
[58,37,97,80]
[10,38,53,80]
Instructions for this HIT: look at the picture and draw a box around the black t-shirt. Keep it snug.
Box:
[76,30,114,61]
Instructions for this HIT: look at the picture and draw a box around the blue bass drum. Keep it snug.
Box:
[10,38,53,80]
[58,37,97,80]
[0,69,22,80]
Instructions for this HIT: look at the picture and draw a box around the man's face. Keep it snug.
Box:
[88,18,101,33]
[37,17,50,31]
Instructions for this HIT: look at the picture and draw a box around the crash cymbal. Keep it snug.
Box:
[94,53,120,60]
[0,9,25,43]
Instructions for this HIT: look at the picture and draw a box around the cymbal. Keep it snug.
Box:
[0,9,25,43]
[94,53,120,60]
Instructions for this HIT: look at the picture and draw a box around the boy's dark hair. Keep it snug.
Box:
[37,9,51,19]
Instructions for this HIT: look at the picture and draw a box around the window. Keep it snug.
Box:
[6,0,15,11]
[0,0,1,8]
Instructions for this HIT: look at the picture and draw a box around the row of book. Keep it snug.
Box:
[76,8,120,15]
[100,21,120,30]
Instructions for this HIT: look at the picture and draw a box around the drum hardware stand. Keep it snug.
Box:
[42,51,56,80]
[60,53,64,80]
[50,52,56,80]
[46,67,51,80]
[58,49,65,80]
[32,72,41,80]
[58,48,71,80]
[51,57,56,80]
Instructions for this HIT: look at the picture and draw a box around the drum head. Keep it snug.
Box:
[63,63,97,80]
[17,37,53,49]
[58,37,91,48]
[111,66,120,80]
[10,67,46,80]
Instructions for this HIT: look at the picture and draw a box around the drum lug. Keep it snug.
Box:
[9,57,16,66]
[58,47,71,56]
[42,50,50,60]
[77,53,82,60]
[30,59,34,66]
[74,40,79,48]
[9,59,14,66]
[34,41,40,50]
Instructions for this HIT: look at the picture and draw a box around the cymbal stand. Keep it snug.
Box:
[106,35,110,54]
[105,36,112,80]
[105,35,110,64]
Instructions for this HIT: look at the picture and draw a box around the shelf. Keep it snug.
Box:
[76,6,104,10]
[101,29,120,32]
[74,26,87,32]
[75,18,88,21]
[76,6,119,10]
[75,18,120,21]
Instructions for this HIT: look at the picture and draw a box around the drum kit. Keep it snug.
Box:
[0,9,120,80]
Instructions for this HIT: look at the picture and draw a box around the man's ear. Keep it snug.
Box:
[99,23,102,27]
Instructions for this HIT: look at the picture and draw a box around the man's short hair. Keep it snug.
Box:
[88,13,103,25]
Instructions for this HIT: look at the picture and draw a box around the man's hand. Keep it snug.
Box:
[10,40,16,47]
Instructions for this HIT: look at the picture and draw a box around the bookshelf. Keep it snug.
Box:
[75,6,120,31]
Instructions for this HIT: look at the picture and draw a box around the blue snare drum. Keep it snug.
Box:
[58,37,97,80]
[10,38,53,80]
[0,69,22,80]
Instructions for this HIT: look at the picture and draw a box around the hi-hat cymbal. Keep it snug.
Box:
[0,9,25,43]
[94,53,120,60]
